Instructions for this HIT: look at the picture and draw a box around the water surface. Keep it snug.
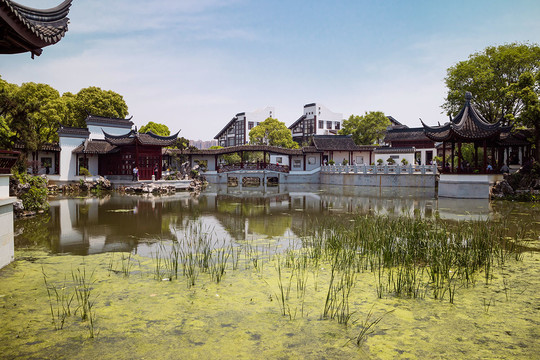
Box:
[2,184,539,359]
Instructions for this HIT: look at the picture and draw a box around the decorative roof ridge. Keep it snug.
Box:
[0,0,72,47]
[10,0,72,19]
[386,126,425,133]
[102,129,135,139]
[86,114,134,123]
[142,130,180,141]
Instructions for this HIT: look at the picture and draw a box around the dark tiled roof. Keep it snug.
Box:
[497,129,533,146]
[384,127,431,143]
[104,130,179,146]
[422,92,512,142]
[374,147,416,154]
[214,117,238,139]
[168,145,304,156]
[72,140,117,154]
[58,126,90,138]
[85,114,134,129]
[312,135,361,151]
[13,142,60,151]
[0,0,72,56]
[301,146,319,153]
[288,115,306,130]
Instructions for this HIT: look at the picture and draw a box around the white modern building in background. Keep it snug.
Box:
[214,106,275,147]
[289,103,343,143]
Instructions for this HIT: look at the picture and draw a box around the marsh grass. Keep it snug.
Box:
[354,307,394,346]
[117,213,524,345]
[42,267,74,330]
[42,265,98,338]
[72,266,98,337]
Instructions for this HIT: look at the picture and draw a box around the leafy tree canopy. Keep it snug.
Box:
[249,117,298,149]
[339,111,390,145]
[443,43,540,124]
[507,71,540,159]
[63,86,129,127]
[139,121,170,136]
[171,136,191,150]
[0,78,130,154]
[10,82,66,152]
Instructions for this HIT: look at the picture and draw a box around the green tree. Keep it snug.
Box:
[509,72,540,159]
[339,111,390,145]
[172,136,190,150]
[209,146,241,164]
[62,86,129,126]
[443,43,540,123]
[249,117,298,149]
[0,77,17,148]
[8,82,68,172]
[139,121,170,136]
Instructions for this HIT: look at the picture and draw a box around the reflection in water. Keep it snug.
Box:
[14,184,539,256]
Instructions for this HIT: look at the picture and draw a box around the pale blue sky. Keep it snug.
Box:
[2,0,539,140]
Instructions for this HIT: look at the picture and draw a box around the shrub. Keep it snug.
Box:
[387,157,396,165]
[342,159,348,165]
[13,174,49,212]
[401,158,409,165]
[329,159,335,165]
[79,167,91,177]
[377,159,384,165]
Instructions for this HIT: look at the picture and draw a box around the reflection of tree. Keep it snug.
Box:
[14,213,57,249]
[248,216,291,237]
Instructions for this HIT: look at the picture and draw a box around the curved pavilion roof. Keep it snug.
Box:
[103,130,179,147]
[421,92,512,142]
[0,0,72,57]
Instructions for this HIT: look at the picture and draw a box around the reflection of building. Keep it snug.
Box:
[49,196,175,255]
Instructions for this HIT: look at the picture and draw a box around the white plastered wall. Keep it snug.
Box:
[59,136,85,181]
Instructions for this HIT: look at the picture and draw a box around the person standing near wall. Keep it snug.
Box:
[132,166,139,181]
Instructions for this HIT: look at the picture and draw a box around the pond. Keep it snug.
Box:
[1,184,539,359]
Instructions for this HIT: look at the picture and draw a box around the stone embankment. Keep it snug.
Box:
[119,178,205,194]
[491,163,540,200]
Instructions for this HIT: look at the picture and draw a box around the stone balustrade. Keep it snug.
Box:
[321,164,438,175]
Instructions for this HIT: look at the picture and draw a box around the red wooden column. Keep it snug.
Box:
[474,143,478,170]
[442,141,446,173]
[483,141,488,173]
[457,142,462,172]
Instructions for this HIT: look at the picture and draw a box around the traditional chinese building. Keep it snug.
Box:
[0,0,72,57]
[383,127,436,165]
[311,135,375,165]
[421,92,513,173]
[58,115,178,181]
